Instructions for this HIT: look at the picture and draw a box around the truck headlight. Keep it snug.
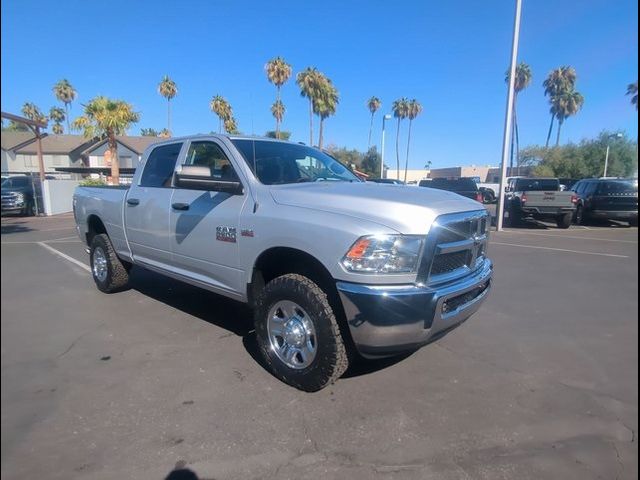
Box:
[15,192,25,203]
[341,235,425,274]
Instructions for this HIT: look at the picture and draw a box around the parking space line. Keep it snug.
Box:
[498,231,638,244]
[38,242,91,272]
[491,241,629,258]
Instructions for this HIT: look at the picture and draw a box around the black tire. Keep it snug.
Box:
[22,200,35,217]
[89,233,130,293]
[482,191,495,204]
[254,274,349,392]
[574,205,585,225]
[505,205,521,227]
[556,213,573,229]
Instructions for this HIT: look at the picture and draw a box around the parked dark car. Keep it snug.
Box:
[572,178,638,226]
[419,177,483,203]
[1,176,37,216]
[368,178,405,185]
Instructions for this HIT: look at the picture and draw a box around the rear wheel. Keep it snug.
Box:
[574,205,585,225]
[90,233,130,293]
[556,213,573,229]
[254,274,349,392]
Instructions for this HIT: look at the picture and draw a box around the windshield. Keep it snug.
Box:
[1,177,30,188]
[515,178,559,191]
[231,139,360,185]
[597,180,638,195]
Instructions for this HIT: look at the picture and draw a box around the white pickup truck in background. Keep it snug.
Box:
[504,177,577,228]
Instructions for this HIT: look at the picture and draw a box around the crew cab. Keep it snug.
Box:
[504,177,577,229]
[73,135,493,391]
[572,178,638,226]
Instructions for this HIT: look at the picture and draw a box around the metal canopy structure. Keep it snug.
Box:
[1,111,48,181]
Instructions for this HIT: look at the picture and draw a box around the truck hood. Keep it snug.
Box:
[269,182,484,234]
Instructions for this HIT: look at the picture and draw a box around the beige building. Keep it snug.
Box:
[428,166,496,181]
[385,169,430,183]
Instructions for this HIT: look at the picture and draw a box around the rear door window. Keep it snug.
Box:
[140,143,183,188]
[515,179,559,191]
[596,181,637,195]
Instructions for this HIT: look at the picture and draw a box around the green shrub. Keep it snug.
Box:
[80,178,107,186]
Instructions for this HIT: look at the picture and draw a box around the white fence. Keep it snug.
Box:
[42,179,80,216]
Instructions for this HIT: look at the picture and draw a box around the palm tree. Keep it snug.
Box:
[392,98,409,180]
[271,100,285,133]
[265,57,292,139]
[49,106,66,134]
[159,128,171,138]
[367,96,381,148]
[72,96,140,185]
[543,66,576,147]
[404,99,423,183]
[209,95,231,133]
[52,79,77,131]
[21,102,46,124]
[627,81,638,110]
[505,62,532,169]
[157,75,177,135]
[552,90,584,146]
[313,78,338,150]
[223,117,239,134]
[296,67,322,145]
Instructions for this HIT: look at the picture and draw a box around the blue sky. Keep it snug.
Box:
[1,0,637,169]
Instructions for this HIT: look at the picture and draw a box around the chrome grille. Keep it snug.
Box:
[418,211,489,284]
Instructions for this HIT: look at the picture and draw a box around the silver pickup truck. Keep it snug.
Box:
[504,177,577,229]
[73,135,493,391]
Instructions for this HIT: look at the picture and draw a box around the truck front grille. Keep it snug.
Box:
[417,211,489,285]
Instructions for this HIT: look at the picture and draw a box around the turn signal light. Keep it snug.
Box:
[571,194,578,204]
[345,238,371,259]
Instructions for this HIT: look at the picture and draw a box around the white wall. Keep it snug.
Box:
[42,179,80,216]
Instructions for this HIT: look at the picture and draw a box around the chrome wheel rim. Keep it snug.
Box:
[92,247,108,283]
[267,300,317,369]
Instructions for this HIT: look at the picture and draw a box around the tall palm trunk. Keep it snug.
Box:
[167,99,171,135]
[545,114,555,148]
[509,122,515,173]
[308,99,314,146]
[368,112,374,149]
[395,118,401,180]
[219,117,222,134]
[65,103,70,132]
[108,133,120,185]
[555,119,563,147]
[514,116,521,175]
[276,86,281,139]
[404,119,413,183]
[318,117,324,150]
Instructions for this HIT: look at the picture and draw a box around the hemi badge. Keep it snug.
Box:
[241,229,254,237]
[216,226,237,243]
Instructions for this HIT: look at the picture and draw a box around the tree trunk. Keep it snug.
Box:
[167,99,171,136]
[368,112,374,149]
[555,119,563,147]
[404,119,413,183]
[318,117,324,150]
[65,103,70,132]
[545,114,555,148]
[109,133,120,185]
[509,121,515,173]
[395,118,401,180]
[514,114,520,175]
[309,99,314,146]
[276,86,281,139]
[219,117,222,134]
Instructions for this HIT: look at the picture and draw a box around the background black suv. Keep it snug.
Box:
[572,178,638,226]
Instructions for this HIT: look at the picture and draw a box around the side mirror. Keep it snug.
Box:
[174,165,243,194]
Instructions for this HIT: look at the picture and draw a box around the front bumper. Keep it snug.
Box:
[337,259,493,358]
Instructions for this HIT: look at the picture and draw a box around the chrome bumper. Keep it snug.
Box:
[337,259,493,358]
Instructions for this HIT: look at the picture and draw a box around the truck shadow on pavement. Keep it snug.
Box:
[128,267,408,381]
[0,220,33,234]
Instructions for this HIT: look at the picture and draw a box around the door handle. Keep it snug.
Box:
[127,198,140,206]
[172,202,190,211]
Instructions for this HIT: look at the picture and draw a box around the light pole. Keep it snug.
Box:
[603,133,623,177]
[496,0,523,231]
[380,114,392,179]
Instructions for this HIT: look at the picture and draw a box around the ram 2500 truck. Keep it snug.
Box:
[73,135,493,391]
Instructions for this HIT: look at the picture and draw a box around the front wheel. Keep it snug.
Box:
[574,205,585,225]
[556,213,573,229]
[90,233,130,293]
[254,274,349,392]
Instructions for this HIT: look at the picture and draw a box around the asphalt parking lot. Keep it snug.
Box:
[1,213,638,480]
